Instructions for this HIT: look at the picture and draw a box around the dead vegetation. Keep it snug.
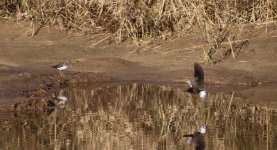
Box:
[1,0,277,61]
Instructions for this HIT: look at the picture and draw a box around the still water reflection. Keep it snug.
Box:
[0,83,277,150]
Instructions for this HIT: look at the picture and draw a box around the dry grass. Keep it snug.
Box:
[1,0,277,60]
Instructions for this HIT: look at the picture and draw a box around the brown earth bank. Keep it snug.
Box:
[0,20,277,114]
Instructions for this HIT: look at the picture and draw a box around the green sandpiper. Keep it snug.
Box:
[185,63,208,99]
[51,61,70,76]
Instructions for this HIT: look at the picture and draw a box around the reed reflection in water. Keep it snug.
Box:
[0,83,277,150]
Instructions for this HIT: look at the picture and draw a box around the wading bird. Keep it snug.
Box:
[51,61,70,76]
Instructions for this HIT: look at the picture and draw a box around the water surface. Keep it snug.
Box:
[0,83,277,150]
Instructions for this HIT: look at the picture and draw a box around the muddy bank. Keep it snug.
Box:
[0,72,111,114]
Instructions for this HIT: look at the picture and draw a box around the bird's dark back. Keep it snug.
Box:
[51,64,60,68]
[51,61,69,69]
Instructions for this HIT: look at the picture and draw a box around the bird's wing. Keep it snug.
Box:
[51,62,64,69]
[51,64,60,68]
[194,63,204,86]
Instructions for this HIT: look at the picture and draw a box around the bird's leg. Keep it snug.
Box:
[61,71,64,77]
[59,70,63,76]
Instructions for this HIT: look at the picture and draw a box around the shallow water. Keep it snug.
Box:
[0,83,277,150]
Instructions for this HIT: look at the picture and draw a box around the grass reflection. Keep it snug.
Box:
[0,83,276,150]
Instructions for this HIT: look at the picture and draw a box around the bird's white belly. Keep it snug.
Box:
[57,66,68,70]
[199,91,207,99]
[57,96,68,101]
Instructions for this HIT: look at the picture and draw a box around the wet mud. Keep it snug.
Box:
[0,72,111,115]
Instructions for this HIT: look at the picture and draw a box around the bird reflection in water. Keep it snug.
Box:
[183,126,207,150]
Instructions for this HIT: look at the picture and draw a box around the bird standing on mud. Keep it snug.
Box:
[51,61,70,76]
[186,63,208,99]
[183,126,207,150]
